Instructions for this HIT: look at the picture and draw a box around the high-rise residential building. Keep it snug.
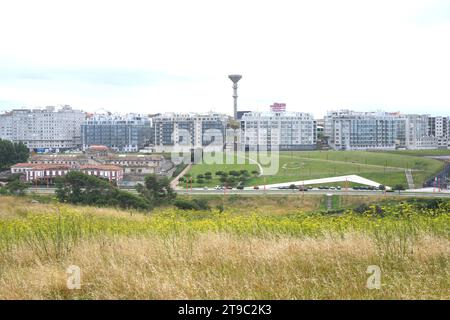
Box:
[325,110,449,150]
[152,112,228,152]
[0,105,85,150]
[81,113,152,152]
[240,111,316,151]
[428,116,449,149]
[324,110,399,150]
[402,114,438,150]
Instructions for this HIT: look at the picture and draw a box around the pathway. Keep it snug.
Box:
[405,169,415,189]
[170,163,192,189]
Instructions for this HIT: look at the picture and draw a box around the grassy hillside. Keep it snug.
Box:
[0,196,448,299]
[187,151,445,188]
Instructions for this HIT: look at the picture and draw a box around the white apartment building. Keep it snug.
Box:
[401,114,438,150]
[152,113,228,152]
[325,110,449,150]
[325,110,399,150]
[0,105,85,150]
[240,111,316,151]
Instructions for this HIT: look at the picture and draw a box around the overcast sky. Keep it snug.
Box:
[0,0,449,118]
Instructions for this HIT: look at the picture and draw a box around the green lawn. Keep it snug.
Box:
[184,151,446,189]
[183,153,258,188]
[383,149,450,157]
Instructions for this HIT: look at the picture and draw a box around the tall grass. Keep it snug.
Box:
[0,196,448,299]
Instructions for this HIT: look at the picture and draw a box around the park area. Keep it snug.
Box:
[183,150,449,189]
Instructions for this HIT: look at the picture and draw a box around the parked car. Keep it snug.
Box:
[253,185,260,190]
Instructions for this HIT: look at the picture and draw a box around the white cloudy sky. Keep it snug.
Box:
[0,0,449,117]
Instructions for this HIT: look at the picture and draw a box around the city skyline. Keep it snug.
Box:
[1,0,450,118]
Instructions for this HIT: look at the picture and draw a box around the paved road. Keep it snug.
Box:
[26,187,450,198]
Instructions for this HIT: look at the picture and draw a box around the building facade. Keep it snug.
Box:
[81,114,152,152]
[428,116,449,149]
[325,110,399,150]
[325,110,449,150]
[0,105,85,150]
[152,113,228,152]
[240,111,316,151]
[10,163,124,184]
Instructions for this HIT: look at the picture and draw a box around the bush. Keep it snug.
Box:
[393,184,406,192]
[197,174,204,179]
[174,198,210,211]
[6,180,29,195]
[0,187,8,195]
[215,171,224,176]
[229,170,240,177]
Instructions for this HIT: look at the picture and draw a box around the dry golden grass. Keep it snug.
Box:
[0,233,448,299]
[0,195,448,299]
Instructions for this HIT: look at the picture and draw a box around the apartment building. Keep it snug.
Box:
[428,116,449,148]
[325,110,449,150]
[240,111,316,151]
[81,113,152,152]
[324,110,399,150]
[401,114,438,150]
[0,105,85,150]
[152,113,228,152]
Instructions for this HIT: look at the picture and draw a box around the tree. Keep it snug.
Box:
[0,139,29,169]
[393,184,405,193]
[229,170,240,177]
[56,171,151,210]
[138,174,176,205]
[5,180,28,195]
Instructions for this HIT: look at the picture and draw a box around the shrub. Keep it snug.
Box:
[229,170,240,177]
[174,198,210,211]
[6,180,28,195]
